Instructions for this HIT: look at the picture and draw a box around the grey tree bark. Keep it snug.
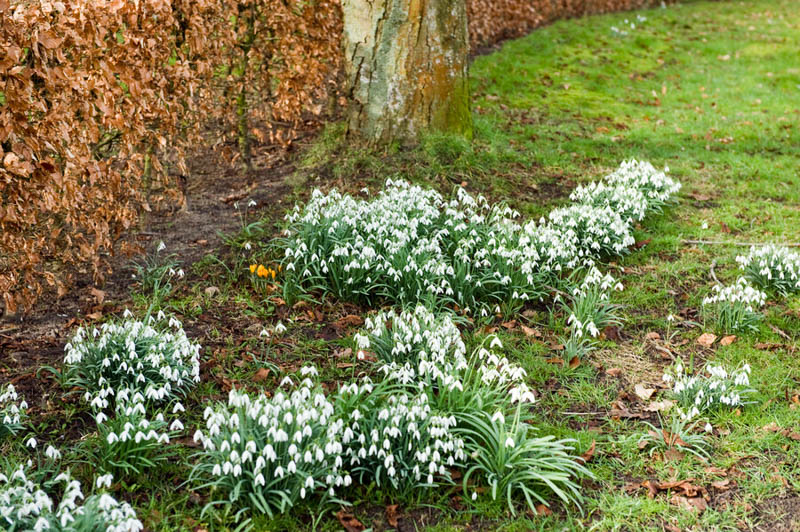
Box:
[341,0,473,145]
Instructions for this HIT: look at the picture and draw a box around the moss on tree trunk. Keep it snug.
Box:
[342,0,473,145]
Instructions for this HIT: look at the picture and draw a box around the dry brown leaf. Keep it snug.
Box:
[578,440,596,464]
[711,479,731,490]
[533,503,552,516]
[719,335,737,346]
[634,383,656,401]
[645,331,661,341]
[606,367,622,377]
[644,399,674,412]
[385,504,399,528]
[336,510,365,532]
[90,287,106,305]
[672,494,707,513]
[696,333,717,347]
[663,448,685,461]
[253,368,270,382]
[520,324,541,338]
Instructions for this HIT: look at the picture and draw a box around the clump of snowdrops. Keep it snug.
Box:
[737,244,800,296]
[702,277,766,332]
[279,160,679,316]
[62,311,201,407]
[559,267,624,360]
[190,370,348,518]
[0,384,28,440]
[662,359,755,420]
[353,306,587,515]
[62,311,195,479]
[280,179,551,314]
[0,461,142,532]
[190,366,467,516]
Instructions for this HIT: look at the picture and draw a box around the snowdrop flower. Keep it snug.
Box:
[45,445,61,460]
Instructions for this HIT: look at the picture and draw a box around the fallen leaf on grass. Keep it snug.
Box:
[578,440,596,464]
[336,510,365,532]
[385,504,399,527]
[696,333,717,347]
[569,356,580,369]
[634,383,656,401]
[534,504,552,516]
[671,494,708,513]
[711,479,732,491]
[663,448,685,461]
[334,348,353,359]
[86,311,103,321]
[644,399,674,412]
[645,331,661,341]
[501,320,517,330]
[520,324,541,338]
[253,368,270,382]
[606,367,622,377]
[762,423,800,440]
[546,357,564,365]
[719,335,737,346]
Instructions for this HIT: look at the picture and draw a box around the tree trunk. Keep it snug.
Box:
[341,0,472,145]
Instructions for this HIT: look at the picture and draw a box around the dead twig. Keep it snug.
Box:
[682,240,800,247]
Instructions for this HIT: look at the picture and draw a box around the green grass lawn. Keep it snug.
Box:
[4,0,799,530]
